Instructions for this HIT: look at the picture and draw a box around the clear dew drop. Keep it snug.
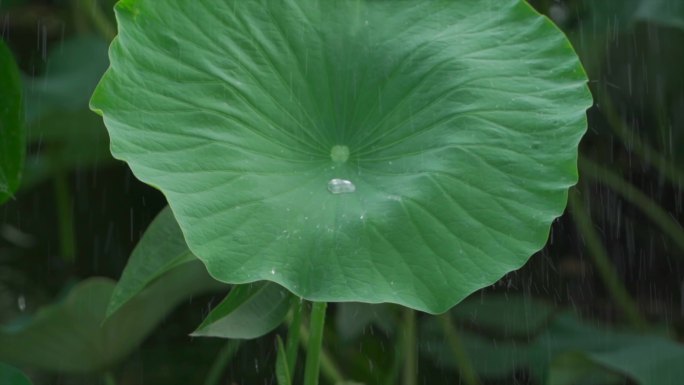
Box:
[327,178,356,194]
[17,295,26,312]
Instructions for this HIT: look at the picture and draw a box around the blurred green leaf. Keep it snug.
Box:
[422,296,684,385]
[423,321,531,379]
[335,303,395,341]
[633,0,684,30]
[451,294,556,337]
[0,40,24,204]
[21,109,113,189]
[107,206,197,318]
[192,282,292,339]
[0,261,221,373]
[548,353,623,385]
[421,294,555,378]
[0,362,33,385]
[580,334,684,385]
[537,315,684,384]
[20,36,113,189]
[0,0,25,10]
[24,36,109,121]
[580,0,684,31]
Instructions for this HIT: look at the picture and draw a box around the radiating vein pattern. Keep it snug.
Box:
[91,0,592,313]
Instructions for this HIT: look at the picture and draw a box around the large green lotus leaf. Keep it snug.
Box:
[0,40,24,204]
[91,0,591,313]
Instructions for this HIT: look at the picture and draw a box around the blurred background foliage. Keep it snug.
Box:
[0,0,683,384]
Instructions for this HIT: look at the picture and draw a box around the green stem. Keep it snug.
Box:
[580,157,684,253]
[303,302,327,385]
[297,319,344,384]
[438,313,481,385]
[599,95,683,187]
[292,311,344,384]
[382,337,403,385]
[402,308,417,385]
[568,189,648,330]
[203,340,241,385]
[102,372,117,385]
[53,173,76,263]
[286,299,303,377]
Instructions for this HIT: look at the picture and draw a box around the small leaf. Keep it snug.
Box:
[192,282,292,339]
[107,206,197,318]
[0,362,33,385]
[0,261,220,373]
[276,335,292,385]
[0,40,24,204]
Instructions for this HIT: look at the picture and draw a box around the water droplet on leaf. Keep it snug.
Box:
[328,178,356,194]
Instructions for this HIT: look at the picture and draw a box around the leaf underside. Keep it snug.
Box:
[92,0,592,313]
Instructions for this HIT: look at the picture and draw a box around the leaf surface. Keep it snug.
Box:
[0,40,24,204]
[92,0,591,312]
[192,282,292,339]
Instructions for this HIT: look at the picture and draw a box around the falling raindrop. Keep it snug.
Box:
[328,179,356,194]
[17,295,26,312]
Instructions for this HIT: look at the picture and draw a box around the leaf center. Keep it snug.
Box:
[330,145,350,163]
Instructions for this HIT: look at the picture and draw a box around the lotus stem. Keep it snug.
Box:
[303,302,328,385]
[402,308,418,385]
[286,299,303,377]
